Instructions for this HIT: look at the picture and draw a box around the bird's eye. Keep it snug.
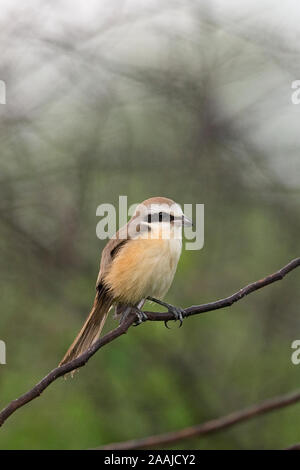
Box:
[147,214,152,223]
[158,212,163,222]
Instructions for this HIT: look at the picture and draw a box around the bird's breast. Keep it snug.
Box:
[104,237,182,305]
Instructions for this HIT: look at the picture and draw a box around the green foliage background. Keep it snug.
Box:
[0,1,299,449]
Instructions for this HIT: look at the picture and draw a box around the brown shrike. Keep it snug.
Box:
[59,197,192,367]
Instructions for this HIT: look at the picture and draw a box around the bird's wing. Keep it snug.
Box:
[96,214,150,288]
[96,222,131,287]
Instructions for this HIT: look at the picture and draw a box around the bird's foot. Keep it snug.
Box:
[133,308,148,326]
[147,297,185,328]
[164,305,184,329]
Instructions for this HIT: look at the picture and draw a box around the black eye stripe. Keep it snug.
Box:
[146,212,175,223]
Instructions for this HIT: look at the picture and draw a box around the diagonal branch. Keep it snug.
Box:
[0,309,138,427]
[97,388,300,450]
[0,257,299,428]
[143,257,300,321]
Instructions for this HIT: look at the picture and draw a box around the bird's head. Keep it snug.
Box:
[130,197,192,240]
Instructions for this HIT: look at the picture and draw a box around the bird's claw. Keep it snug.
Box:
[146,297,185,329]
[164,306,184,329]
[133,308,148,326]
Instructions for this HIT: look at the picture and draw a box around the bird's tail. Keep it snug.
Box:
[59,285,113,370]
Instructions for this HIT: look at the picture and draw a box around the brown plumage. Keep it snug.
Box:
[59,197,187,371]
[59,284,112,368]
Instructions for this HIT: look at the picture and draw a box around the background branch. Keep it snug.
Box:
[97,388,300,450]
[0,257,299,429]
[286,443,300,450]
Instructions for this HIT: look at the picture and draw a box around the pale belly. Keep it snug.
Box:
[105,237,182,305]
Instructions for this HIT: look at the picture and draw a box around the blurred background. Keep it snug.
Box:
[0,0,299,450]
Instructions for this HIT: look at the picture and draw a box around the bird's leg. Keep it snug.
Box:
[119,306,132,325]
[133,299,148,326]
[119,302,148,327]
[147,296,185,328]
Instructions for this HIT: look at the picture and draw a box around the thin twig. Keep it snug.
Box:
[0,257,299,428]
[97,389,300,449]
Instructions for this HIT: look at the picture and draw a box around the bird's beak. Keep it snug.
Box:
[182,214,193,227]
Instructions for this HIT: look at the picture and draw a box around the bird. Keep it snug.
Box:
[59,196,192,368]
